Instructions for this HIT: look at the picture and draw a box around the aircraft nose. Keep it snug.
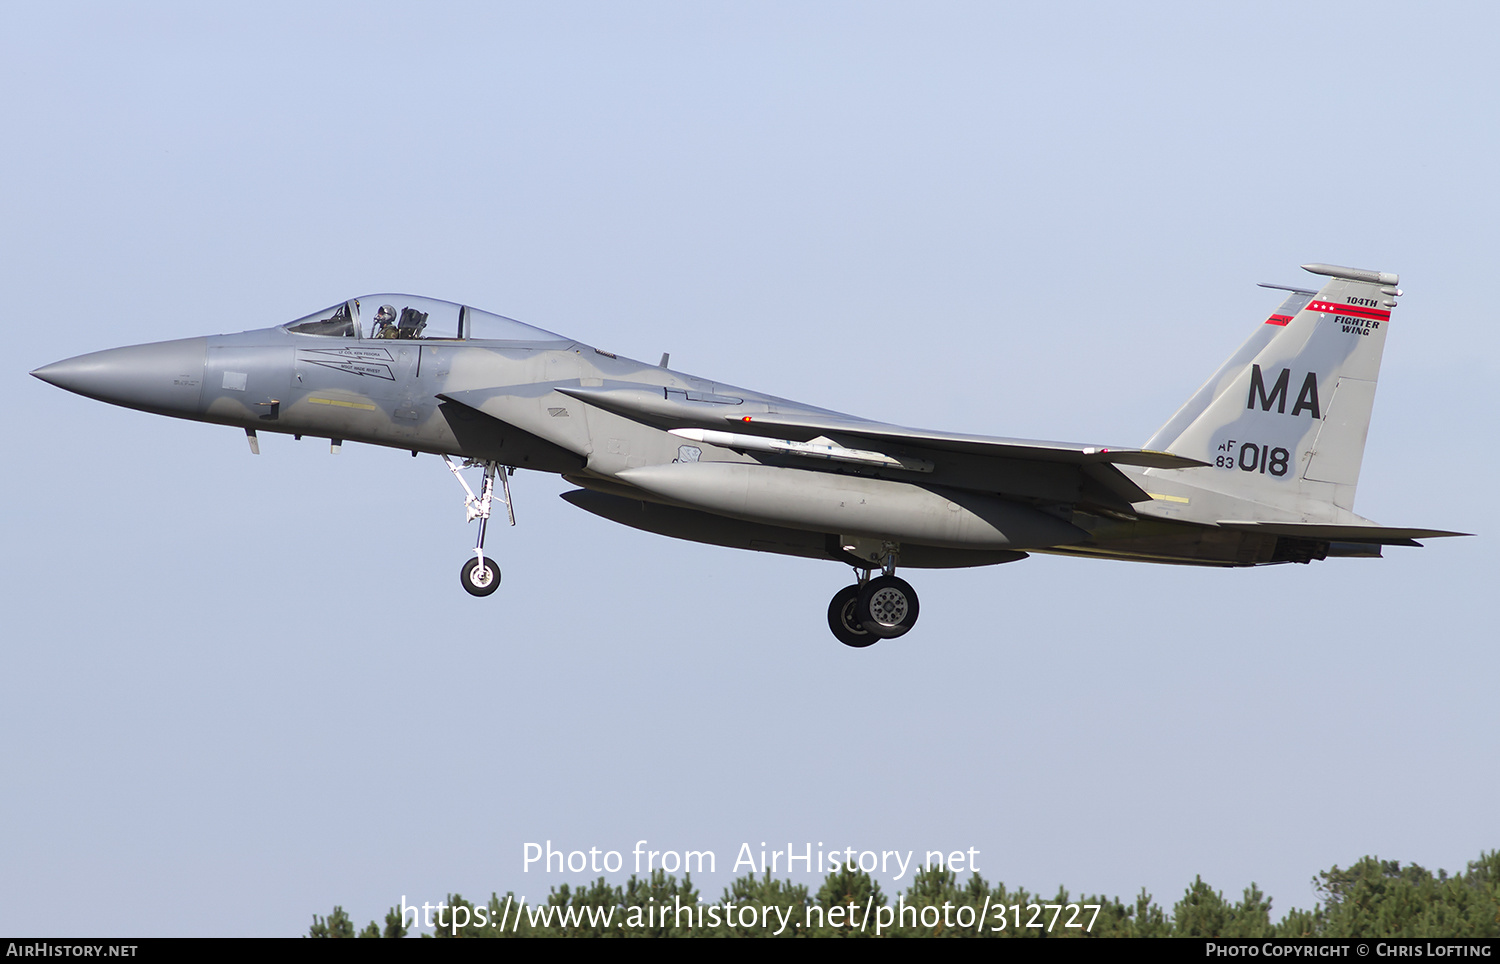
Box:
[32,336,208,417]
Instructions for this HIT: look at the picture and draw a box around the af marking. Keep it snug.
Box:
[1213,440,1291,477]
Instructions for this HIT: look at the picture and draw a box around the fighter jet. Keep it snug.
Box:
[31,263,1465,646]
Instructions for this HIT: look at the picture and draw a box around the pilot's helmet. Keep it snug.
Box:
[376,304,398,324]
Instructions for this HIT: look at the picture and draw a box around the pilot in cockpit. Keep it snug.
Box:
[373,304,399,339]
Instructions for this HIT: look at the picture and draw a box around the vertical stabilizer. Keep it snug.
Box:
[1144,287,1316,451]
[1147,264,1401,521]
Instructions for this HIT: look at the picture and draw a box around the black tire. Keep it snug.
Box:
[855,575,919,638]
[461,556,501,597]
[827,584,877,648]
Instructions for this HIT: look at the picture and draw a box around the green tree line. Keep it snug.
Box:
[311,849,1500,938]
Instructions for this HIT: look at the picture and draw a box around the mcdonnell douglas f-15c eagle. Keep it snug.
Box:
[32,263,1465,646]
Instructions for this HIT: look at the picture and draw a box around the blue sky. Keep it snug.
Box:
[2,1,1495,936]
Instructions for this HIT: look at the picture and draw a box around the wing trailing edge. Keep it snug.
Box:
[1214,520,1472,543]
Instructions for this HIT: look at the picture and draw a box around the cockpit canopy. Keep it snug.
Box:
[285,295,568,343]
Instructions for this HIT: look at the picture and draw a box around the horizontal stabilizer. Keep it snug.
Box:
[1215,520,1471,543]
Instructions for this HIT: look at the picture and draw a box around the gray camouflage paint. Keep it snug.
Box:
[32,266,1462,580]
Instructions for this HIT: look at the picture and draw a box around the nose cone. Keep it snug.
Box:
[32,337,208,418]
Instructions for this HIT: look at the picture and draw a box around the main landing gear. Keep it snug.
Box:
[443,456,514,597]
[827,549,920,647]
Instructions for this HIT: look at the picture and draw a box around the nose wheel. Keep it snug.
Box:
[461,555,501,596]
[443,456,515,597]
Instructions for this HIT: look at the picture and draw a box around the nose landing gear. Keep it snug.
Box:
[827,545,920,647]
[461,555,501,596]
[443,456,515,597]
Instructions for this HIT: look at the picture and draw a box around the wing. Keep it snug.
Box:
[548,383,1205,512]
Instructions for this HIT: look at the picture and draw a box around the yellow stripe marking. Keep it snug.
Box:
[1147,492,1190,504]
[308,397,378,411]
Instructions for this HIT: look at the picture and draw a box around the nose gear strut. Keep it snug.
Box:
[442,456,515,597]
